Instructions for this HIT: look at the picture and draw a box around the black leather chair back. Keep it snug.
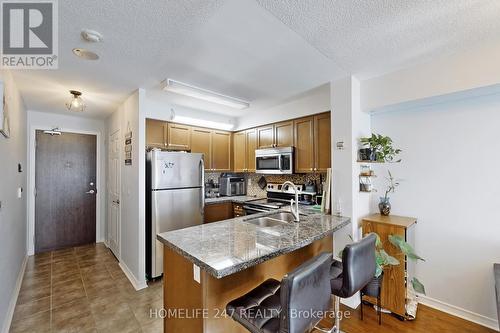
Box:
[279,252,332,333]
[337,233,376,298]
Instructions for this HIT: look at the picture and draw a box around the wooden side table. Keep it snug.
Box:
[362,213,417,319]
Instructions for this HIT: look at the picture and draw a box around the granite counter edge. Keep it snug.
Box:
[158,217,351,279]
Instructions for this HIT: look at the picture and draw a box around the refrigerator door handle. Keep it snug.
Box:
[200,158,205,215]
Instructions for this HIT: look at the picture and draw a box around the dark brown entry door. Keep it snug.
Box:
[35,130,97,253]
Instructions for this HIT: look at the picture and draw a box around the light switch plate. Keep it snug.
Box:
[193,264,200,283]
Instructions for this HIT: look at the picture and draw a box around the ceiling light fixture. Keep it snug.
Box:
[161,79,250,110]
[72,48,99,60]
[65,90,86,112]
[169,109,234,131]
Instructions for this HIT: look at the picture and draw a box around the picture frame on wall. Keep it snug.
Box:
[0,82,11,139]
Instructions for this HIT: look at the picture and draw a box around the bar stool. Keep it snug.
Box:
[226,252,333,333]
[322,233,377,333]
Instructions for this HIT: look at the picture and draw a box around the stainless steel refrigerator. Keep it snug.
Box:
[146,150,204,279]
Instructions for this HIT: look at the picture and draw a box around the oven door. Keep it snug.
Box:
[243,205,272,215]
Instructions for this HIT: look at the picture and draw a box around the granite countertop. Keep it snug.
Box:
[204,195,263,205]
[157,210,351,279]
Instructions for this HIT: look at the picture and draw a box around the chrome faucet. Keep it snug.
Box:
[282,181,300,222]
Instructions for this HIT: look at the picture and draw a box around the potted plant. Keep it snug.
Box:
[361,233,426,311]
[379,170,399,216]
[359,133,402,162]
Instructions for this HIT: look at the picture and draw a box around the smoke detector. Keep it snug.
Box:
[81,29,103,43]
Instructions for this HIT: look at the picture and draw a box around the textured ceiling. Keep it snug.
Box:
[10,0,500,118]
[256,0,500,78]
[11,0,344,118]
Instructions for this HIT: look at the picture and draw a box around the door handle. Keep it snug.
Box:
[86,190,95,194]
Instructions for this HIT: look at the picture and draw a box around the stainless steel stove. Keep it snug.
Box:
[243,183,313,215]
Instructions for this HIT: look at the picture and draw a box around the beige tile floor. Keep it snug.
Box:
[10,243,163,333]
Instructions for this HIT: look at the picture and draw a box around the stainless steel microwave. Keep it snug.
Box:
[255,147,294,174]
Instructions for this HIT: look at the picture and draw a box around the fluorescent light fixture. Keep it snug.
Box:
[172,115,234,131]
[162,79,250,110]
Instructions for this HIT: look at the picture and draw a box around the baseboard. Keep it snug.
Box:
[419,295,499,331]
[2,256,28,333]
[118,261,147,291]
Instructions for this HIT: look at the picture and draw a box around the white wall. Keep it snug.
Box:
[107,89,147,289]
[236,83,330,130]
[361,43,500,113]
[370,94,500,329]
[331,76,372,309]
[331,77,371,241]
[0,71,27,332]
[26,111,107,255]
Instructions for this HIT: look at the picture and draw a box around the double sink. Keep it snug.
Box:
[243,212,297,228]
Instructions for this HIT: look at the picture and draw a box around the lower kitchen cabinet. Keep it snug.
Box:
[233,203,245,217]
[204,202,233,223]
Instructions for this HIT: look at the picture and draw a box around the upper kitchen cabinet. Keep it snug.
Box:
[211,131,232,171]
[233,131,247,172]
[146,119,167,148]
[167,123,191,150]
[314,112,331,172]
[294,112,331,173]
[274,121,294,147]
[256,125,274,149]
[257,121,294,149]
[191,127,212,170]
[232,128,257,172]
[294,116,315,172]
[246,129,257,172]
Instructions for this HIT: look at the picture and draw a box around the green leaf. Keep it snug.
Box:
[411,277,426,295]
[375,265,383,278]
[388,235,425,261]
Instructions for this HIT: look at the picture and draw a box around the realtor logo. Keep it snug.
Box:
[1,0,58,69]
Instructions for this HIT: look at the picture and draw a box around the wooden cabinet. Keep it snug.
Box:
[191,127,212,170]
[204,202,233,224]
[246,129,257,172]
[232,129,257,172]
[212,131,232,171]
[314,113,331,172]
[274,121,294,147]
[257,122,293,149]
[294,116,315,173]
[362,214,417,319]
[256,125,274,149]
[233,203,245,217]
[167,123,191,150]
[294,112,331,173]
[233,131,247,172]
[146,119,167,148]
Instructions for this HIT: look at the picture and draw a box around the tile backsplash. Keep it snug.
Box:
[205,172,326,197]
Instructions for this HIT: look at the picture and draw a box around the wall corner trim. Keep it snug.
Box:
[118,262,147,291]
[419,295,499,331]
[2,256,28,333]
